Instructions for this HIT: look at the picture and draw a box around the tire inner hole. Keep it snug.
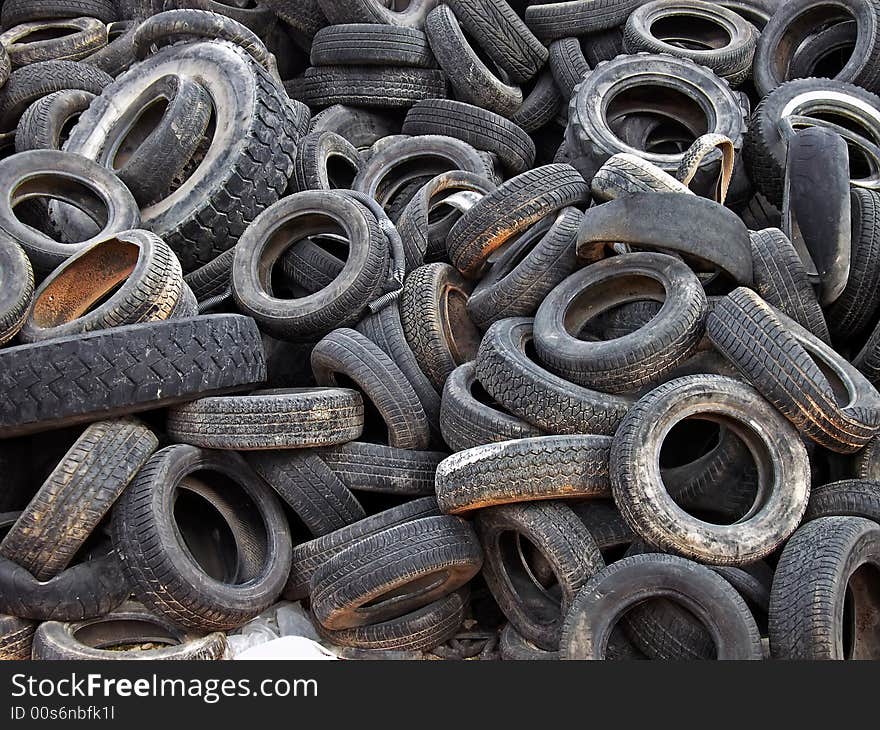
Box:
[621,599,718,660]
[842,562,880,659]
[606,85,709,153]
[18,26,80,43]
[649,15,732,51]
[325,153,359,189]
[376,155,469,207]
[442,287,481,364]
[12,174,109,243]
[499,532,562,625]
[779,8,855,80]
[73,618,182,651]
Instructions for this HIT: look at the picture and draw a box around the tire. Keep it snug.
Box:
[161,0,276,36]
[565,53,746,187]
[317,0,440,28]
[611,374,811,565]
[749,227,831,343]
[740,192,781,230]
[278,236,348,295]
[571,501,635,556]
[446,0,548,83]
[744,78,880,207]
[769,516,880,659]
[184,248,234,302]
[316,442,446,497]
[435,434,613,514]
[309,104,401,151]
[424,5,521,117]
[315,589,467,651]
[112,444,293,631]
[753,0,880,96]
[1,18,107,67]
[533,252,707,394]
[549,37,591,100]
[474,318,632,436]
[291,65,447,109]
[0,238,33,346]
[0,59,112,131]
[65,41,302,272]
[403,100,536,175]
[467,208,580,330]
[310,515,482,630]
[708,288,880,453]
[232,191,388,341]
[788,20,857,78]
[623,1,757,84]
[105,74,213,209]
[19,229,184,342]
[400,263,481,390]
[477,501,604,650]
[590,153,692,201]
[0,419,156,581]
[33,604,227,660]
[560,553,763,660]
[440,362,544,452]
[0,614,35,659]
[510,69,562,133]
[805,479,880,522]
[14,89,94,152]
[396,170,497,271]
[285,496,441,601]
[500,623,559,660]
[583,28,624,65]
[246,449,366,536]
[0,314,266,438]
[825,189,880,342]
[1,0,117,27]
[311,24,435,68]
[311,328,431,450]
[784,126,852,307]
[291,130,363,193]
[447,163,589,278]
[576,193,754,285]
[0,46,10,88]
[525,0,649,40]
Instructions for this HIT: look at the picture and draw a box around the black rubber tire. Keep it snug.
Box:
[284,496,440,601]
[308,103,400,151]
[311,328,431,450]
[1,0,117,28]
[0,614,35,660]
[0,59,111,131]
[623,1,758,84]
[316,442,446,497]
[583,28,625,65]
[477,501,604,650]
[577,193,754,285]
[769,516,880,659]
[611,374,811,565]
[311,23,435,67]
[804,479,880,522]
[440,362,544,452]
[0,46,10,88]
[80,19,137,75]
[744,78,880,207]
[560,553,763,660]
[310,515,482,630]
[855,437,880,480]
[708,288,880,453]
[317,0,440,28]
[1,17,108,68]
[749,227,831,343]
[400,263,481,391]
[278,237,346,295]
[740,192,782,230]
[19,229,184,342]
[65,41,301,272]
[825,189,880,343]
[565,53,746,186]
[0,419,156,581]
[753,0,880,96]
[232,191,388,340]
[14,89,94,152]
[32,605,227,660]
[474,317,632,436]
[170,0,277,36]
[525,0,649,40]
[571,501,635,556]
[435,434,612,514]
[467,208,580,330]
[403,99,536,175]
[184,248,234,303]
[0,314,266,438]
[788,20,857,78]
[112,444,293,632]
[510,69,563,134]
[424,5,522,117]
[246,449,366,536]
[533,251,708,393]
[291,130,363,193]
[291,65,447,109]
[0,238,33,346]
[447,163,589,278]
[446,0,548,83]
[590,152,692,201]
[315,589,467,651]
[500,623,559,660]
[167,388,365,450]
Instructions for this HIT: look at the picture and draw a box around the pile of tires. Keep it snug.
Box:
[0,0,879,661]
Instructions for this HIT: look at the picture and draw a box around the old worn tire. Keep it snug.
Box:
[311,23,435,67]
[291,65,447,109]
[14,89,94,152]
[0,614,35,659]
[805,480,880,522]
[0,238,33,346]
[316,442,445,497]
[1,17,107,67]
